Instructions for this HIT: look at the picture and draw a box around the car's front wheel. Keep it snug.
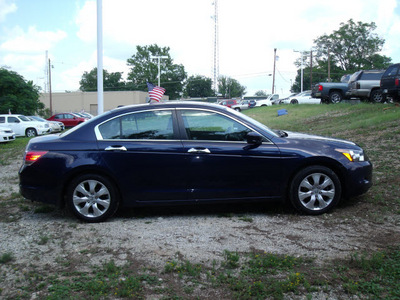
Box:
[66,174,119,222]
[289,166,341,215]
[25,128,37,137]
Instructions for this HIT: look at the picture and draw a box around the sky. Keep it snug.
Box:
[0,0,399,98]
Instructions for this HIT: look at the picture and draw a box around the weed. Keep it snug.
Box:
[37,235,50,245]
[0,252,13,264]
[34,205,55,214]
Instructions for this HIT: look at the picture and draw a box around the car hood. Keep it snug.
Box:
[281,131,356,146]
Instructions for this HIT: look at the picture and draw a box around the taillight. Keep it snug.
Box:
[24,151,48,166]
[318,85,323,91]
[396,78,399,86]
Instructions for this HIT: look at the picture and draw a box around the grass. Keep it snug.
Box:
[3,247,398,299]
[0,103,399,299]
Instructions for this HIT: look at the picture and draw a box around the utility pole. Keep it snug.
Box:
[293,50,304,92]
[272,48,277,94]
[151,55,168,86]
[48,58,53,115]
[327,46,331,82]
[310,50,313,88]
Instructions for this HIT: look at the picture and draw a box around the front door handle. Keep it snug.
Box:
[187,147,211,154]
[105,146,127,151]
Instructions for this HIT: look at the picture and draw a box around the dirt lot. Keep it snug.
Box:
[1,155,399,298]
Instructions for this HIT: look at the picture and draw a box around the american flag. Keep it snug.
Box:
[147,82,166,102]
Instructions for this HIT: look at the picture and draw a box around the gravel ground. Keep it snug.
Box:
[1,158,400,298]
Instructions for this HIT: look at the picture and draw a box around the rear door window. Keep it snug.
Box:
[98,110,174,140]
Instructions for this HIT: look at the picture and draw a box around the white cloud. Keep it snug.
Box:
[0,0,17,22]
[0,26,67,53]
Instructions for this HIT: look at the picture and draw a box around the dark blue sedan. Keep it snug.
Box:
[19,102,372,222]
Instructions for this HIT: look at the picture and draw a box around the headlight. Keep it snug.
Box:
[336,149,365,162]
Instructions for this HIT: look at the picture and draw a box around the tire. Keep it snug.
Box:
[329,91,343,104]
[66,174,119,222]
[290,99,298,104]
[234,107,241,112]
[289,166,341,215]
[26,128,38,137]
[369,89,383,103]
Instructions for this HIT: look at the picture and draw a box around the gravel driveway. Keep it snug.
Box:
[1,158,400,298]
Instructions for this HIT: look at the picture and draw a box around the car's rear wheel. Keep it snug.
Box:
[289,166,341,215]
[66,174,119,222]
[370,89,383,103]
[290,99,298,104]
[26,128,37,137]
[329,91,343,104]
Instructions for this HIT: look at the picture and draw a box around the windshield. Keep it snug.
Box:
[19,115,31,122]
[29,116,46,122]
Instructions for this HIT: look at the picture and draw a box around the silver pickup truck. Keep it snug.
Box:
[346,70,385,102]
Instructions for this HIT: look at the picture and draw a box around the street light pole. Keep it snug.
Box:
[48,58,53,116]
[151,55,168,86]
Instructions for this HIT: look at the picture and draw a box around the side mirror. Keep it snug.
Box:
[246,132,263,146]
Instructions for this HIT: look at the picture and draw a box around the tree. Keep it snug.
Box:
[184,75,214,97]
[79,68,126,91]
[254,90,267,96]
[314,19,391,71]
[0,68,43,115]
[292,19,392,91]
[127,44,187,100]
[218,76,246,98]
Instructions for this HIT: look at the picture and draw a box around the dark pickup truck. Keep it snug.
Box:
[311,74,350,103]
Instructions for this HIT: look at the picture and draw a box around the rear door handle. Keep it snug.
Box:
[105,146,127,151]
[187,147,211,154]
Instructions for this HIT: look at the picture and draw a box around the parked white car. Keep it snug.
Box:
[0,125,15,143]
[254,94,280,107]
[0,114,50,137]
[28,116,64,133]
[280,91,321,104]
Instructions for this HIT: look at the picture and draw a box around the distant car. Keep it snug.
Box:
[0,126,15,143]
[380,63,400,103]
[254,94,280,107]
[47,113,88,127]
[77,112,94,119]
[346,70,385,102]
[242,100,256,108]
[280,91,321,104]
[19,101,372,222]
[231,100,250,112]
[218,99,238,108]
[0,114,50,137]
[28,116,63,133]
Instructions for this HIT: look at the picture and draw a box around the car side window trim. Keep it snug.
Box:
[176,108,272,144]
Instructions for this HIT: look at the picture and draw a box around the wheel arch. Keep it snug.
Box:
[284,157,347,199]
[61,165,122,207]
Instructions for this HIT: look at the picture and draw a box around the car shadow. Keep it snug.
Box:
[115,200,290,220]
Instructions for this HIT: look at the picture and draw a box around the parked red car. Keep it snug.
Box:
[47,113,87,127]
[218,99,237,108]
